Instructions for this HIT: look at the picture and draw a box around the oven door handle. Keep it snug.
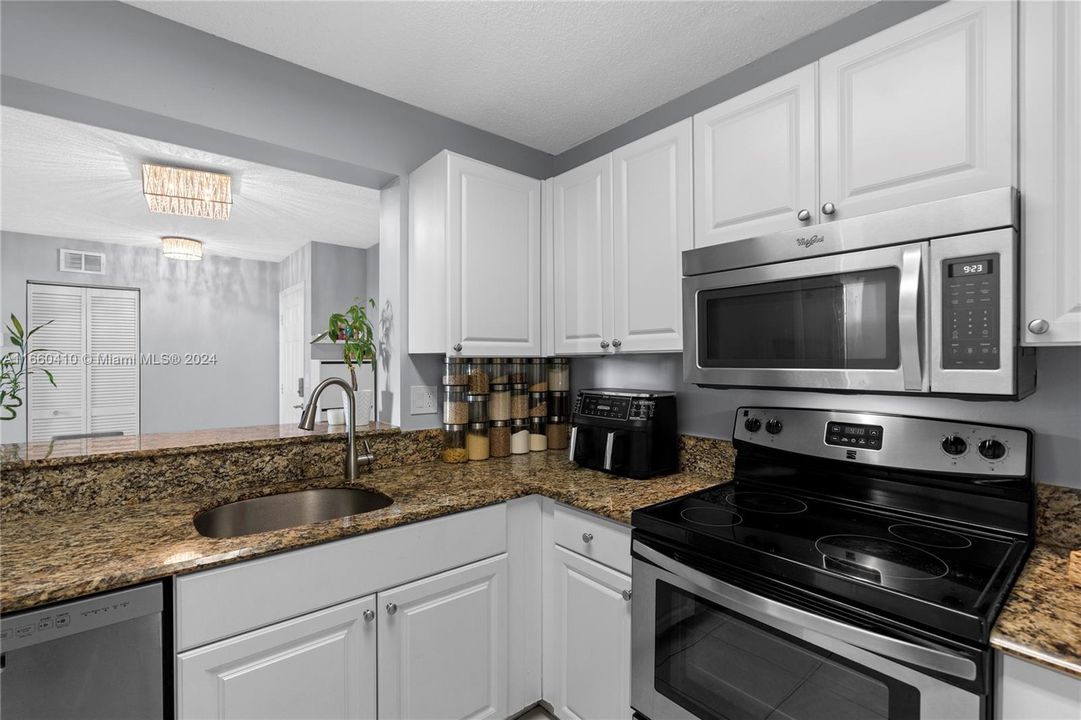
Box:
[632,540,976,681]
[899,244,925,391]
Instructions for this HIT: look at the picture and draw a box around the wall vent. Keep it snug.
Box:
[59,249,106,274]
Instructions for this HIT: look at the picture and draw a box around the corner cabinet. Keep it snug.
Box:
[1020,0,1081,346]
[177,596,378,720]
[409,151,542,357]
[550,119,692,355]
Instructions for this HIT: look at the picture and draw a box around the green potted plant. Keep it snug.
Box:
[1,314,56,423]
[314,298,377,424]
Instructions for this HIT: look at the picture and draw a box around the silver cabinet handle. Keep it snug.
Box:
[582,532,594,543]
[1028,319,1050,335]
[611,338,622,348]
[822,202,836,216]
[385,602,397,616]
[621,589,633,602]
[797,209,811,222]
[362,609,375,623]
[453,343,463,352]
[599,340,610,349]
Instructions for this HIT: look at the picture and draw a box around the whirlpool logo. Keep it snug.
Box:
[796,234,824,248]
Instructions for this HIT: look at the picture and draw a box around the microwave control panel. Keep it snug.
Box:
[942,253,1000,370]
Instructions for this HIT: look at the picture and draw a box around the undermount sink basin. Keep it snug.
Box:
[194,487,394,539]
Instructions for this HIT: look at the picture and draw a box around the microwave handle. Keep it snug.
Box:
[899,245,925,391]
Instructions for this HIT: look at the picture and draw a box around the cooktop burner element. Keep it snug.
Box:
[724,491,808,515]
[889,523,973,549]
[679,507,743,527]
[815,534,950,581]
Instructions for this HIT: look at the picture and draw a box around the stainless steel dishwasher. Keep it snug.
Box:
[1,583,164,719]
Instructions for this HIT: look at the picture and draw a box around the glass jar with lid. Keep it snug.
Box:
[510,384,529,420]
[488,383,511,421]
[442,424,468,463]
[528,417,548,451]
[489,358,510,385]
[549,391,569,418]
[548,357,570,391]
[529,391,548,418]
[489,420,511,458]
[443,356,468,386]
[467,393,489,423]
[546,416,569,450]
[467,358,490,394]
[507,358,528,385]
[443,387,468,424]
[467,422,490,461]
[510,419,530,454]
[528,358,548,392]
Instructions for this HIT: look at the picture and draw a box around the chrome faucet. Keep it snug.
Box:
[298,377,374,480]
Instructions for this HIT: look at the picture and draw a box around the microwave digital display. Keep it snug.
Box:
[948,259,993,277]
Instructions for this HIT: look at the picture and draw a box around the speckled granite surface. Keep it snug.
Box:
[0,451,722,613]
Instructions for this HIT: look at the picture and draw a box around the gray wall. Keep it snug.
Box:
[1,232,280,443]
[570,349,1081,489]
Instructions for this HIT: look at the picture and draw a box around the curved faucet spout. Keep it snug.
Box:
[298,377,369,480]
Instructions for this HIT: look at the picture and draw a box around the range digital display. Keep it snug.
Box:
[825,422,883,450]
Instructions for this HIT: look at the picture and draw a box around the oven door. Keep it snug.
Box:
[632,541,982,720]
[682,243,928,392]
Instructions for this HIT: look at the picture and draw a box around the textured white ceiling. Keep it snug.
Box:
[0,108,380,262]
[128,1,875,154]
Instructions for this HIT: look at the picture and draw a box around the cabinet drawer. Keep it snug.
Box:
[553,504,631,575]
[176,503,506,650]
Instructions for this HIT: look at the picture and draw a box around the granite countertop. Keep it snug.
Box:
[0,451,719,613]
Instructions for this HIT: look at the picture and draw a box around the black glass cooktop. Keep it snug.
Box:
[633,480,1029,644]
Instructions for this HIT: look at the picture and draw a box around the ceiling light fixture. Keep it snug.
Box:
[161,236,204,261]
[142,164,232,220]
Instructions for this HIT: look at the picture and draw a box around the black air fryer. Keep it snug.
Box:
[568,389,678,479]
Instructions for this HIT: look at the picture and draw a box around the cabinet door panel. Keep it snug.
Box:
[551,155,612,355]
[819,1,1015,220]
[612,119,692,353]
[546,547,632,720]
[378,554,508,720]
[177,596,377,720]
[1021,0,1081,345]
[448,155,541,356]
[694,65,817,247]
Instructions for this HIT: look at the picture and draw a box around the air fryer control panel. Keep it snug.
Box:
[942,253,1000,370]
[575,393,658,421]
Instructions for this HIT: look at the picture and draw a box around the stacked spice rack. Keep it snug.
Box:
[442,357,570,463]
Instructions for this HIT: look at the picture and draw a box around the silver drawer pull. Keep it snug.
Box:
[621,589,633,602]
[582,532,594,543]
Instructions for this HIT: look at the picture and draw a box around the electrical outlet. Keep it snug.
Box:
[410,385,438,415]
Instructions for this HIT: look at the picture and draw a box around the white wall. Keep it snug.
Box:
[1,231,280,442]
[571,349,1081,489]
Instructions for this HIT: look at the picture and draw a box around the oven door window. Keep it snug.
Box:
[655,581,920,720]
[697,268,900,369]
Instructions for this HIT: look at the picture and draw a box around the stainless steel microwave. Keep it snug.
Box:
[682,188,1035,397]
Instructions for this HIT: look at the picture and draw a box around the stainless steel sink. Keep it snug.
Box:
[193,487,393,538]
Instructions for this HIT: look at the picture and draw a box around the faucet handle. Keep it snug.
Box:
[357,439,375,469]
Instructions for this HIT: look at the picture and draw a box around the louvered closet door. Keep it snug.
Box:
[86,288,140,436]
[27,284,87,441]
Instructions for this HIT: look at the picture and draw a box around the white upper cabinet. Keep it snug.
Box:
[409,151,542,357]
[1020,0,1081,346]
[819,0,1016,220]
[551,154,613,355]
[693,65,818,247]
[611,119,693,353]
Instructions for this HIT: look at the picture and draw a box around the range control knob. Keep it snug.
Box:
[941,435,968,456]
[978,439,1007,460]
[765,418,784,435]
[744,417,762,433]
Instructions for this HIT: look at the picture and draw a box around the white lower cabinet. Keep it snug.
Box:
[177,595,378,720]
[996,653,1081,720]
[378,554,509,720]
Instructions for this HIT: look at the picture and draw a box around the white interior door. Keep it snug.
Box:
[86,288,139,437]
[27,284,87,441]
[279,282,305,425]
[611,119,693,353]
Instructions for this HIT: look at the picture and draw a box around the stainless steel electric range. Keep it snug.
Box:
[631,407,1034,720]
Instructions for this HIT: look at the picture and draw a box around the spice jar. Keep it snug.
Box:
[529,391,548,418]
[547,416,569,450]
[442,424,468,463]
[489,420,511,458]
[529,417,548,451]
[467,393,489,423]
[510,419,530,454]
[443,387,468,424]
[467,422,490,461]
[443,356,468,386]
[489,358,510,385]
[488,383,510,421]
[510,384,529,420]
[467,358,490,394]
[528,358,548,392]
[548,358,570,391]
[549,391,569,418]
[507,358,528,385]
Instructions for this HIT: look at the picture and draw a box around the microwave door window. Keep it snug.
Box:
[698,268,900,370]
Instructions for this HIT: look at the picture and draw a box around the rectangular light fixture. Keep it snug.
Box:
[161,236,204,261]
[142,164,232,220]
